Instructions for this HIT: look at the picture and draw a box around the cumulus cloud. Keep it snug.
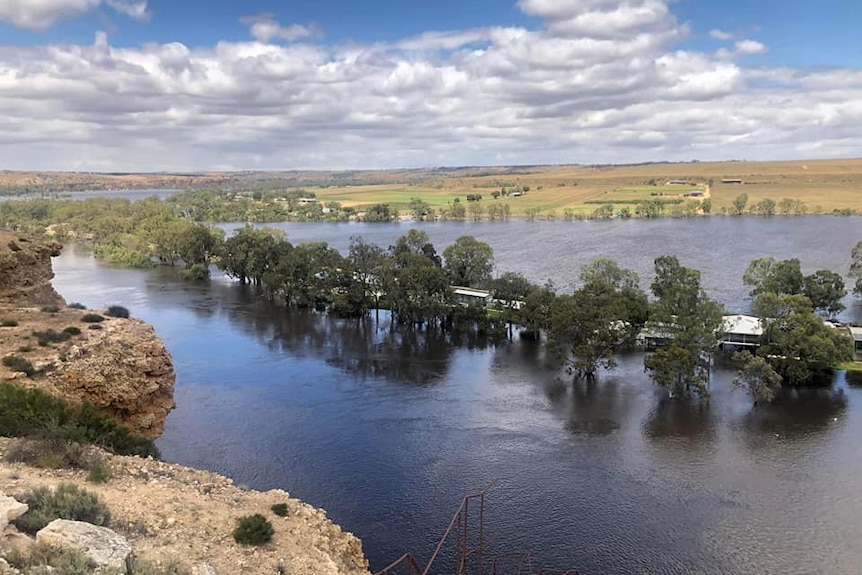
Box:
[104,0,150,21]
[709,29,734,40]
[241,14,322,43]
[0,0,858,170]
[0,0,150,30]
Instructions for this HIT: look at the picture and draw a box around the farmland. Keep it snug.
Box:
[2,158,861,216]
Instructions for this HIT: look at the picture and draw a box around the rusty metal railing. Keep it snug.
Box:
[373,482,579,575]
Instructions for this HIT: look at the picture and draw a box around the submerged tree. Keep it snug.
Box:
[731,351,782,407]
[801,269,846,318]
[644,256,724,398]
[850,240,862,297]
[443,236,494,288]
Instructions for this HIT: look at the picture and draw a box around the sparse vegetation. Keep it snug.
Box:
[33,328,71,344]
[5,541,94,575]
[105,305,130,318]
[88,323,103,330]
[40,305,60,313]
[4,438,105,471]
[0,382,160,458]
[86,460,113,483]
[63,325,82,335]
[233,513,274,546]
[17,345,33,353]
[13,483,111,535]
[67,302,87,310]
[271,503,289,517]
[81,313,105,323]
[2,355,35,376]
[1,318,18,327]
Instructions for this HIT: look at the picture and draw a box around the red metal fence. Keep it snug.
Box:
[373,483,579,575]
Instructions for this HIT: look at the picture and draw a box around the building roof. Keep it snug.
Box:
[722,315,764,337]
[849,327,862,341]
[452,286,491,298]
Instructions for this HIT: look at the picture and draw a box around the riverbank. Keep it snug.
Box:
[0,438,369,575]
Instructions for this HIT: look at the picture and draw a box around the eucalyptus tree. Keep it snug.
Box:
[443,236,494,288]
[644,256,724,398]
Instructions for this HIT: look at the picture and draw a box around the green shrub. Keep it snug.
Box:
[180,263,210,281]
[33,328,71,344]
[128,559,188,575]
[87,461,113,484]
[63,326,83,336]
[3,355,35,376]
[81,313,105,323]
[5,541,94,575]
[271,503,289,517]
[4,438,106,471]
[0,382,160,458]
[105,305,130,318]
[92,244,156,269]
[233,513,274,546]
[67,302,87,310]
[40,305,61,313]
[88,324,103,330]
[17,345,33,353]
[13,483,111,535]
[1,318,18,327]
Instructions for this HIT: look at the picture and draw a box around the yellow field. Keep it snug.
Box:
[308,158,862,215]
[3,158,861,215]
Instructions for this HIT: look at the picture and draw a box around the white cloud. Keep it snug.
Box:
[241,14,322,43]
[0,0,149,30]
[709,29,734,41]
[0,0,857,171]
[0,0,100,30]
[734,39,766,55]
[104,0,149,21]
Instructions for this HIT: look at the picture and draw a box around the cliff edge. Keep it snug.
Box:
[0,233,174,437]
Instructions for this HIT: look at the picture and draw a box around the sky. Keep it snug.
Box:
[0,0,860,171]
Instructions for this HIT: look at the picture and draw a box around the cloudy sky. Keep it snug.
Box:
[0,0,859,171]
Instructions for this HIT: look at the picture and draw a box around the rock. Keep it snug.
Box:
[0,557,18,575]
[192,563,217,575]
[0,233,64,307]
[0,496,28,531]
[36,519,133,571]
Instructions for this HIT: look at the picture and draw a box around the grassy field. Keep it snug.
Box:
[306,158,862,216]
[3,158,861,216]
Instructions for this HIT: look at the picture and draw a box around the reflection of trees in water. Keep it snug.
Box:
[563,379,634,436]
[642,398,718,447]
[740,386,848,441]
[207,289,470,385]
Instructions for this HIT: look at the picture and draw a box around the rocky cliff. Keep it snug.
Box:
[0,438,370,575]
[0,234,175,438]
[0,233,64,308]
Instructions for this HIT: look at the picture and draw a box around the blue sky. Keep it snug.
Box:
[0,0,859,170]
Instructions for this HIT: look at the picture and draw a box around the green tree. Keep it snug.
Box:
[743,257,803,297]
[701,198,712,214]
[731,351,782,407]
[644,256,724,398]
[802,269,846,318]
[175,223,223,268]
[753,198,776,216]
[850,240,862,297]
[346,236,390,318]
[758,312,852,385]
[219,226,288,285]
[392,229,441,267]
[579,258,640,291]
[443,236,494,288]
[514,282,556,340]
[408,198,434,221]
[731,193,749,215]
[752,292,813,318]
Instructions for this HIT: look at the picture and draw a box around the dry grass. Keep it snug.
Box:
[2,158,861,215]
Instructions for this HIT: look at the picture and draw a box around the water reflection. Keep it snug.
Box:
[643,397,718,445]
[740,387,848,440]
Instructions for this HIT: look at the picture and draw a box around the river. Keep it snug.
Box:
[52,217,862,575]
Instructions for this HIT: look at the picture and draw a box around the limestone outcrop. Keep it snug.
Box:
[37,519,134,571]
[0,438,371,575]
[0,233,64,308]
[0,234,175,438]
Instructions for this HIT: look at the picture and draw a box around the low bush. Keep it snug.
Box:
[233,513,274,546]
[0,382,160,458]
[88,324,103,330]
[105,305,130,318]
[1,318,18,327]
[87,461,113,484]
[13,483,111,535]
[40,305,61,313]
[63,326,82,336]
[33,328,71,344]
[5,541,94,575]
[81,313,105,323]
[128,559,188,575]
[271,503,289,517]
[180,263,210,281]
[17,345,33,353]
[67,302,88,310]
[2,355,35,376]
[4,438,91,470]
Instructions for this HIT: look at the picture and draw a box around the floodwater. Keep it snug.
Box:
[52,217,862,575]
